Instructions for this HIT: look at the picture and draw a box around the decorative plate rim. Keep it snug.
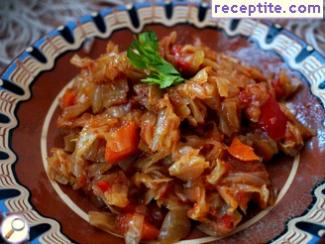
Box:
[0,1,324,243]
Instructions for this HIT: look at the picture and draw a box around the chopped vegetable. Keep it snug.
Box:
[116,213,133,234]
[228,137,260,162]
[172,45,189,72]
[158,210,191,242]
[89,211,120,234]
[198,210,242,236]
[127,32,184,88]
[63,133,78,153]
[171,44,205,75]
[219,98,240,136]
[97,180,110,192]
[206,159,228,185]
[271,71,300,100]
[101,171,129,208]
[169,147,209,181]
[219,214,235,230]
[141,221,160,240]
[247,131,278,161]
[60,89,77,108]
[124,213,144,244]
[117,213,159,241]
[105,122,139,164]
[259,96,288,140]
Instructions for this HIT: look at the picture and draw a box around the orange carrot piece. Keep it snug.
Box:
[228,137,260,162]
[105,122,139,165]
[60,89,77,108]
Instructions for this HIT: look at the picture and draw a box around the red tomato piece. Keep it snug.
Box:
[171,44,191,73]
[171,44,183,56]
[259,96,288,140]
[96,180,110,192]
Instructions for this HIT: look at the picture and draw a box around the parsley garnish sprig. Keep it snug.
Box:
[127,32,184,89]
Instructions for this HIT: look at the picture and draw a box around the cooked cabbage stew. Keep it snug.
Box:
[48,31,314,243]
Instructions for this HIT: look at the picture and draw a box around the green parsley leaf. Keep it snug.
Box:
[127,31,184,89]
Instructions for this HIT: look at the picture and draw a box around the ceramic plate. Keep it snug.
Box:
[0,1,324,243]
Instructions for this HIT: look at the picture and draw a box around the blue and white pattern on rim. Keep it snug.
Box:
[0,1,324,243]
